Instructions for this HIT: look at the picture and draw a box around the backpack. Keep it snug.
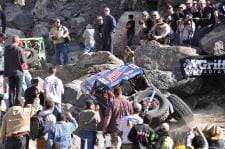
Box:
[30,113,51,140]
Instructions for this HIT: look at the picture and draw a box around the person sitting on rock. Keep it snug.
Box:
[82,24,95,55]
[123,46,134,64]
[138,19,148,43]
[149,19,173,44]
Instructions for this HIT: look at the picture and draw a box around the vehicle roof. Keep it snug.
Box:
[82,64,144,93]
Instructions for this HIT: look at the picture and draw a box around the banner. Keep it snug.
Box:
[180,55,225,77]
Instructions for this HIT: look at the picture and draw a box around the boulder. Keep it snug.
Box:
[114,11,142,57]
[8,10,34,33]
[135,40,200,90]
[64,79,83,104]
[31,22,49,37]
[200,24,225,55]
[32,0,49,19]
[4,27,25,45]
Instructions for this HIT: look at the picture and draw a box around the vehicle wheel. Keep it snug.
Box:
[168,94,193,122]
[23,48,39,65]
[134,89,169,122]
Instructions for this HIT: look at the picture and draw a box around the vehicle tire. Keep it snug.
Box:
[134,89,169,122]
[168,94,194,122]
[23,48,39,65]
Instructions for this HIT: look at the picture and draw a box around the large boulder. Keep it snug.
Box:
[135,40,200,91]
[32,22,49,37]
[200,24,225,55]
[32,0,49,19]
[114,11,142,57]
[8,10,34,33]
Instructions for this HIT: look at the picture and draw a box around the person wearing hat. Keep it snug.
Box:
[151,11,161,25]
[78,99,100,149]
[184,0,193,15]
[178,4,186,19]
[82,24,95,55]
[118,102,143,149]
[149,18,173,44]
[102,7,116,54]
[49,18,70,65]
[202,124,225,148]
[154,123,174,149]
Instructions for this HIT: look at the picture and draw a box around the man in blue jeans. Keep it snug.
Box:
[49,18,70,65]
[49,112,78,149]
[4,35,25,107]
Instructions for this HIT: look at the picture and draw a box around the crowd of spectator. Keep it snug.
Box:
[1,0,225,149]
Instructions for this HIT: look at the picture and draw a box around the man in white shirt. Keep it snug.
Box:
[44,66,64,116]
[118,102,143,149]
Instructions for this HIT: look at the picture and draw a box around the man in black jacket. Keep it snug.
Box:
[128,113,154,149]
[4,35,25,107]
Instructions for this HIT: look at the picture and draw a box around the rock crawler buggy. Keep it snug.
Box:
[81,64,193,126]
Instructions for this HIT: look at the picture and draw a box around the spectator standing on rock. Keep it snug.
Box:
[44,66,64,116]
[103,86,133,148]
[126,14,135,46]
[118,102,143,149]
[102,7,116,54]
[0,97,40,149]
[97,16,104,50]
[82,24,95,55]
[49,18,69,65]
[128,113,154,149]
[49,112,78,149]
[79,99,100,149]
[4,35,25,107]
[37,99,56,149]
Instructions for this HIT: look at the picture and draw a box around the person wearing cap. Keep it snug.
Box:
[118,102,143,149]
[49,112,78,149]
[78,99,100,149]
[49,18,70,65]
[154,123,174,149]
[183,0,193,15]
[149,19,173,44]
[128,113,154,149]
[44,66,64,116]
[0,94,40,149]
[151,11,161,25]
[82,24,95,55]
[102,7,116,54]
[4,35,26,107]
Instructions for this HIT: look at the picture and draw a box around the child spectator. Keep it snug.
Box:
[123,46,134,64]
[126,14,135,46]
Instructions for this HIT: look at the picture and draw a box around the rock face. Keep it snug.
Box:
[135,40,200,90]
[114,11,142,57]
[200,24,225,55]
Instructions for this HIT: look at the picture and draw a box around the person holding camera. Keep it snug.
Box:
[49,18,70,65]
